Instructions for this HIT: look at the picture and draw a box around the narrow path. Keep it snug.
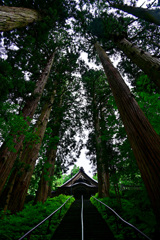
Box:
[51,200,81,240]
[51,199,115,240]
[83,199,115,239]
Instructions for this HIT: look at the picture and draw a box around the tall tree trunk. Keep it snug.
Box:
[96,131,110,198]
[0,51,56,194]
[100,107,110,198]
[2,169,18,215]
[95,42,160,226]
[107,2,160,26]
[93,98,109,198]
[0,145,23,213]
[48,166,55,197]
[101,165,110,197]
[6,89,56,213]
[35,93,64,203]
[34,148,57,204]
[0,6,42,32]
[114,183,122,207]
[113,36,160,88]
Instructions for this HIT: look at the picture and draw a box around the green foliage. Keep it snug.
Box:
[0,195,75,240]
[93,173,98,181]
[0,58,28,102]
[135,74,160,135]
[52,175,65,191]
[63,165,80,184]
[0,103,40,151]
[0,59,12,100]
[91,189,156,239]
[51,165,80,191]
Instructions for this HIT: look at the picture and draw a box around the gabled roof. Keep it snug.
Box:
[60,167,98,188]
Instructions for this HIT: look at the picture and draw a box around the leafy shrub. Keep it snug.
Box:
[90,190,156,240]
[0,194,75,240]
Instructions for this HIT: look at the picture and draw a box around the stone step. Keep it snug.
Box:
[51,198,115,240]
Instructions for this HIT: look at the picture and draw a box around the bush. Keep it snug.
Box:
[0,194,75,240]
[90,190,156,240]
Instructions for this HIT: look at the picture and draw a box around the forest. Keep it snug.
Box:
[0,0,160,239]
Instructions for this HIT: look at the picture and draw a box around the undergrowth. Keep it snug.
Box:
[90,189,156,240]
[0,194,75,240]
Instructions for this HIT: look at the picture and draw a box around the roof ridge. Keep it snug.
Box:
[60,168,97,187]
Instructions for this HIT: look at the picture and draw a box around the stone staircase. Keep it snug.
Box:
[51,198,115,240]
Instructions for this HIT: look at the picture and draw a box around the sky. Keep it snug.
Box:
[68,51,99,178]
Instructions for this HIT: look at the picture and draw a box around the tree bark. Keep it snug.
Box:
[95,42,160,226]
[101,166,110,197]
[93,98,109,198]
[48,166,55,197]
[35,93,64,203]
[113,37,160,88]
[0,6,42,32]
[2,169,17,215]
[0,51,56,194]
[114,183,121,207]
[0,145,23,213]
[108,2,160,26]
[34,148,57,204]
[100,107,110,198]
[6,89,56,213]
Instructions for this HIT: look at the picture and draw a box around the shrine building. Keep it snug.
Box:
[52,167,98,199]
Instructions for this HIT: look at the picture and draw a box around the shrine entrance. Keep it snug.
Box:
[73,186,88,199]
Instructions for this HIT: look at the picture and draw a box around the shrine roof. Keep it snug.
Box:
[60,167,98,188]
